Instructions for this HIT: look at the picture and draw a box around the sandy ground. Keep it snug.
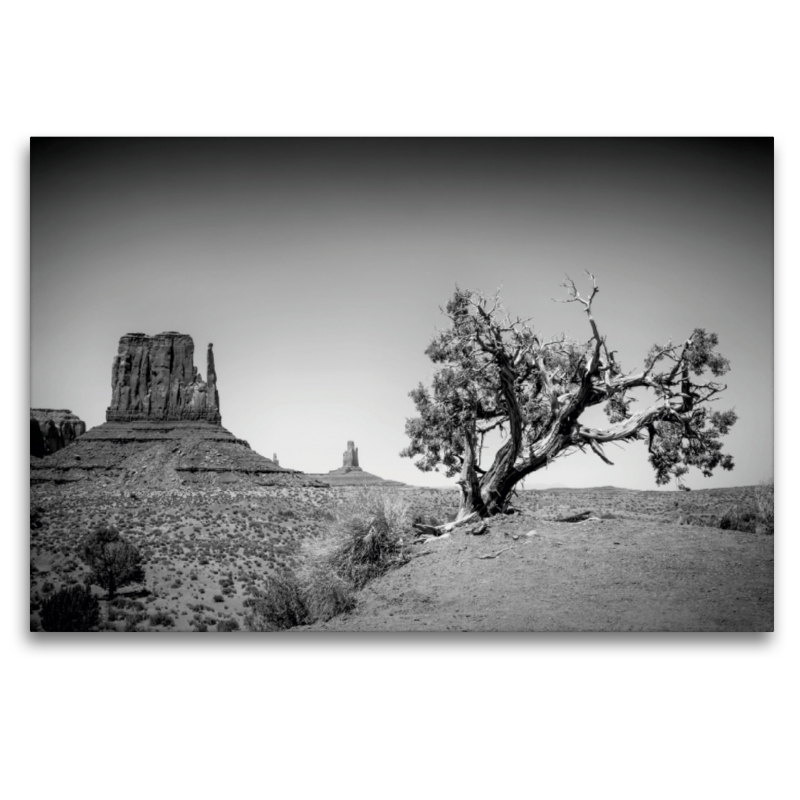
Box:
[30,484,773,632]
[309,516,773,632]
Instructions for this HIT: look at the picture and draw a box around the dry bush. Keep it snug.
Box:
[40,584,99,632]
[300,561,356,622]
[719,480,774,534]
[244,573,310,631]
[295,489,412,622]
[244,489,413,629]
[303,487,412,589]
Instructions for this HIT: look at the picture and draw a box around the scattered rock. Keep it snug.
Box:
[478,546,512,559]
[555,510,593,523]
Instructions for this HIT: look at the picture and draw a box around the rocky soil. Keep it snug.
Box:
[30,483,773,632]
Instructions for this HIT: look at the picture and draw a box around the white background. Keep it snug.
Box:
[4,2,795,798]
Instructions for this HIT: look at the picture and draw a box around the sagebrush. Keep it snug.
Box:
[246,489,413,630]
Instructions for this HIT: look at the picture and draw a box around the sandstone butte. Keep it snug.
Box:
[30,409,87,457]
[30,332,325,488]
[307,441,404,487]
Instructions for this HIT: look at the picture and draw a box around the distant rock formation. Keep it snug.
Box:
[309,441,405,487]
[30,409,86,456]
[30,420,326,488]
[342,441,359,469]
[32,331,323,488]
[106,332,221,424]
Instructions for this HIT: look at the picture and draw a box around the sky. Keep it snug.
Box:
[30,138,773,489]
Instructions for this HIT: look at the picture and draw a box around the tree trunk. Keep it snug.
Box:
[455,432,487,521]
[456,431,566,519]
[455,456,521,519]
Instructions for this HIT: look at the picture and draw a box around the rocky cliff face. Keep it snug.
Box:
[106,332,221,423]
[30,409,86,456]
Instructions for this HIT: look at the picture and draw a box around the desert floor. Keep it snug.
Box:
[309,515,773,631]
[30,484,773,632]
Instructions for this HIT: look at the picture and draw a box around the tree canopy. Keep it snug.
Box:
[401,273,736,520]
[80,527,145,599]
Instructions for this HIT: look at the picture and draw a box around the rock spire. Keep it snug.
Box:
[306,441,404,486]
[342,440,360,469]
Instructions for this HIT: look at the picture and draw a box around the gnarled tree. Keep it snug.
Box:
[80,526,145,599]
[401,273,736,524]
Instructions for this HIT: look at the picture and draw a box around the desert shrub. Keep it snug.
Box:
[40,585,100,632]
[31,505,45,529]
[80,526,145,598]
[148,611,175,627]
[301,562,357,622]
[291,488,411,622]
[311,488,411,589]
[213,594,224,603]
[720,481,774,534]
[242,490,413,630]
[111,597,145,612]
[719,507,758,532]
[123,613,147,632]
[217,619,240,632]
[244,573,310,631]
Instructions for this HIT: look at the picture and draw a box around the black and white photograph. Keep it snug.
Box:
[6,5,796,798]
[30,137,773,632]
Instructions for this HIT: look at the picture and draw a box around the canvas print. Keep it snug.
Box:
[29,137,774,632]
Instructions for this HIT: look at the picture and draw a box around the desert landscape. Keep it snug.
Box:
[29,139,774,634]
[30,477,773,632]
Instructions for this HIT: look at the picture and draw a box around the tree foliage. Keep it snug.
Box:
[80,527,145,599]
[401,273,736,518]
